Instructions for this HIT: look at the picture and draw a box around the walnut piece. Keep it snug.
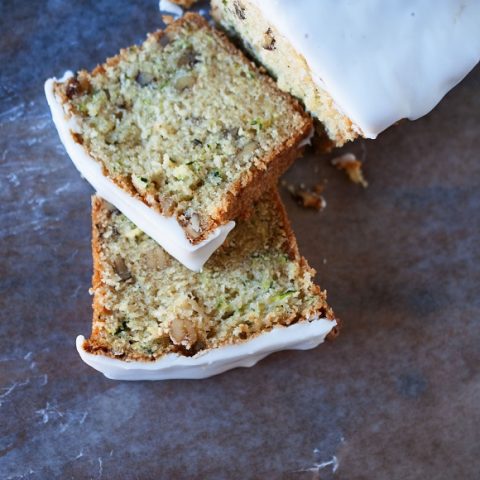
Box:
[144,246,168,270]
[262,28,276,51]
[234,0,246,20]
[174,73,196,91]
[169,317,198,349]
[113,256,132,281]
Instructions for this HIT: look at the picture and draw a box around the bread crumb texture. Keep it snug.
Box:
[55,13,310,242]
[86,192,333,361]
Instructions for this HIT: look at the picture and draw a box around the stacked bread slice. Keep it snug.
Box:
[45,13,337,380]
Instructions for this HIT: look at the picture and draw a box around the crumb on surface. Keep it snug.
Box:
[331,153,368,188]
[283,181,327,211]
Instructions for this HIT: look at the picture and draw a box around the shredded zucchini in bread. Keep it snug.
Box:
[85,191,335,361]
[54,13,312,243]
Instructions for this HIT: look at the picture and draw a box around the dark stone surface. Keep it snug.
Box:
[1,1,479,478]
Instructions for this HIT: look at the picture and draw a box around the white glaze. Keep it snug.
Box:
[44,73,235,272]
[158,0,183,17]
[249,0,480,138]
[298,127,314,148]
[76,317,336,380]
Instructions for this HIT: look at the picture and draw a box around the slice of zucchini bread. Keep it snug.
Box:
[79,192,337,379]
[50,13,312,244]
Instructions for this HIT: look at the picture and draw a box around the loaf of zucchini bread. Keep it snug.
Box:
[212,0,480,147]
[78,192,337,379]
[49,13,312,245]
[211,0,356,147]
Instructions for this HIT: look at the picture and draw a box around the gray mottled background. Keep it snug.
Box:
[1,1,479,479]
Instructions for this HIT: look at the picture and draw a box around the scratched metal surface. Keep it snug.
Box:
[1,1,479,479]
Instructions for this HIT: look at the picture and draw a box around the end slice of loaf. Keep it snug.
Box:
[82,191,337,370]
[52,13,312,244]
[211,1,358,147]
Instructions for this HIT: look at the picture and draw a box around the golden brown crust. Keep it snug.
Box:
[55,13,313,245]
[202,134,311,240]
[326,317,342,340]
[86,197,119,356]
[90,196,105,342]
[268,189,335,323]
